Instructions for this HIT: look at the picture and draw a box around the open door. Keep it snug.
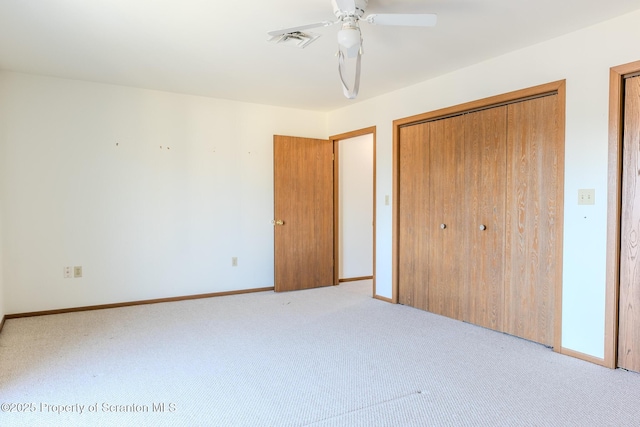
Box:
[273,135,334,292]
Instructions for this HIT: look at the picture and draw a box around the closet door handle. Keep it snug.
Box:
[440,223,447,230]
[479,224,487,231]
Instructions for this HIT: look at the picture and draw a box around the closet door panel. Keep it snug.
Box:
[619,75,640,372]
[463,107,508,331]
[428,116,465,320]
[398,123,431,310]
[505,95,560,347]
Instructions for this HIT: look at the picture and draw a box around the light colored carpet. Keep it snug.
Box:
[1,280,640,426]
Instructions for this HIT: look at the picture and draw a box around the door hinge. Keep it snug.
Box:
[332,153,335,161]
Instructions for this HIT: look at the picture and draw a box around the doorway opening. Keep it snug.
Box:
[331,127,376,295]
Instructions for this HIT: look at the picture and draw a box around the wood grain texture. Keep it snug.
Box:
[606,62,640,369]
[428,115,465,320]
[273,135,334,292]
[397,123,430,310]
[618,75,640,372]
[504,95,560,347]
[463,107,507,331]
[605,67,625,368]
[393,83,564,351]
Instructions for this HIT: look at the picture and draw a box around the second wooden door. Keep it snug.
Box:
[619,75,640,372]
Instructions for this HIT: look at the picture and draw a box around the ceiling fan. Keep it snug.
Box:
[267,0,437,99]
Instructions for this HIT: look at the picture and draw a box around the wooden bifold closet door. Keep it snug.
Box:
[462,107,507,331]
[504,95,560,347]
[428,115,466,321]
[427,110,508,329]
[397,94,561,348]
[398,123,431,311]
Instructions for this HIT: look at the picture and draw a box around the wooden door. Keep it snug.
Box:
[504,95,561,347]
[428,115,466,320]
[619,75,640,372]
[397,123,431,310]
[462,107,507,330]
[273,135,334,292]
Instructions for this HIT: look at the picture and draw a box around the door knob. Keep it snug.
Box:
[479,224,487,231]
[440,223,447,229]
[272,220,284,226]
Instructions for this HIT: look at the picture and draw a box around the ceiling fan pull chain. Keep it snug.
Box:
[338,49,361,99]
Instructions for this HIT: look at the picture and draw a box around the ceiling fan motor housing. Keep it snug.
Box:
[332,0,368,19]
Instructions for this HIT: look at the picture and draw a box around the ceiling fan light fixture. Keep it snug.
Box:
[337,27,360,49]
[337,26,361,58]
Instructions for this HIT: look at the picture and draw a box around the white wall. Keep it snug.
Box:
[0,72,327,314]
[328,8,640,359]
[338,134,373,279]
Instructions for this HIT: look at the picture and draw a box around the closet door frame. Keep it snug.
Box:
[392,80,566,352]
[606,60,640,369]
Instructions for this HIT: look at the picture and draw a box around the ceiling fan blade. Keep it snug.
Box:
[365,13,437,27]
[335,0,357,13]
[267,21,335,38]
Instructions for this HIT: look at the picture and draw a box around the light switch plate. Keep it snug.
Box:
[578,189,595,205]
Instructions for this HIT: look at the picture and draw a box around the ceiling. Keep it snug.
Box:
[0,0,638,112]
